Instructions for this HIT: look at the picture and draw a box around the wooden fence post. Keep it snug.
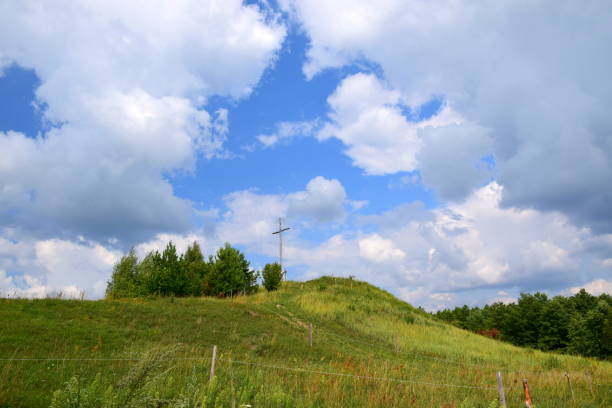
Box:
[210,345,217,383]
[309,323,313,347]
[565,372,575,403]
[522,379,533,408]
[496,371,507,408]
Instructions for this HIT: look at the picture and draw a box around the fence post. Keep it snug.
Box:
[565,372,575,403]
[309,323,313,347]
[496,371,507,408]
[522,379,533,408]
[210,345,217,383]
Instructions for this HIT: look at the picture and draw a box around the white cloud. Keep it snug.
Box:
[319,73,420,175]
[0,0,285,244]
[319,73,465,175]
[5,179,608,307]
[211,176,349,258]
[0,235,120,298]
[359,234,405,263]
[568,279,612,296]
[257,120,321,147]
[134,233,214,259]
[283,0,612,232]
[274,182,608,310]
[287,176,347,222]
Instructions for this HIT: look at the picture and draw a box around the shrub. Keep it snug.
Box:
[262,263,282,291]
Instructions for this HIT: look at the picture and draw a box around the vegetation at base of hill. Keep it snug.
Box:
[106,242,268,299]
[1,277,611,407]
[433,290,612,359]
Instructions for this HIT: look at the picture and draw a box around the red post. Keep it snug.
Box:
[522,379,533,408]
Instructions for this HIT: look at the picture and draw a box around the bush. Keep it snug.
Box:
[262,263,282,291]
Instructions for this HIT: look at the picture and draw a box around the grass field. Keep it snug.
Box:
[1,276,610,407]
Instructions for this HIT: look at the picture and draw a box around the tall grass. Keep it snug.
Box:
[1,277,610,407]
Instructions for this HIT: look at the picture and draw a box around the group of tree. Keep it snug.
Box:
[433,290,611,359]
[106,241,283,299]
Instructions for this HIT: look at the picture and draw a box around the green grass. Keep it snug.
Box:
[1,276,610,407]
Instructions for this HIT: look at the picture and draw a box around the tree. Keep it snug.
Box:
[568,300,612,357]
[507,292,548,347]
[204,243,258,296]
[262,263,282,291]
[538,296,572,351]
[105,249,139,298]
[571,289,598,315]
[138,251,160,295]
[181,241,208,296]
[138,242,189,296]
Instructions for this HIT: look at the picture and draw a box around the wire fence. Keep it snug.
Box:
[0,357,212,362]
[2,352,609,391]
[219,357,497,390]
[1,302,611,397]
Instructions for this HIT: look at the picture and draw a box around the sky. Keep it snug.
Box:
[0,0,611,310]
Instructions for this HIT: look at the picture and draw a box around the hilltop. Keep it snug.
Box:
[1,277,610,407]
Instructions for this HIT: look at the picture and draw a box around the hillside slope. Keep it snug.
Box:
[1,277,610,407]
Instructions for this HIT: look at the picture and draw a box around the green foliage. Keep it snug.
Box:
[50,347,182,408]
[434,289,612,359]
[105,249,139,299]
[106,241,258,299]
[181,242,208,296]
[50,374,112,408]
[203,243,258,297]
[1,277,611,407]
[262,262,282,291]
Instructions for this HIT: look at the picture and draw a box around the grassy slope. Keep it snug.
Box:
[0,277,610,407]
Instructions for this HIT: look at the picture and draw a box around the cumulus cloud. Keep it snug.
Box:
[287,176,347,222]
[418,122,494,201]
[218,176,348,247]
[282,0,612,232]
[567,279,612,296]
[358,234,405,263]
[278,182,609,310]
[6,178,609,307]
[318,73,466,177]
[0,234,119,298]
[134,233,215,259]
[0,0,285,244]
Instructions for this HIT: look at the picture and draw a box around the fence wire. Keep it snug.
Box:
[219,357,497,390]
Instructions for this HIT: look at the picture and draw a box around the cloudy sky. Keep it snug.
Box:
[1,0,611,309]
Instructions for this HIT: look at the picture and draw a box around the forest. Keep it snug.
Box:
[433,290,611,359]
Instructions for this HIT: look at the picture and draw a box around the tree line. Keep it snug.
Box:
[433,290,611,359]
[106,241,283,298]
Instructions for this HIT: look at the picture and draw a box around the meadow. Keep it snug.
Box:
[1,277,610,407]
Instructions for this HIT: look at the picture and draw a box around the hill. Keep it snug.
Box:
[1,277,610,407]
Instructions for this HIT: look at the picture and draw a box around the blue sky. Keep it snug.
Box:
[1,0,611,309]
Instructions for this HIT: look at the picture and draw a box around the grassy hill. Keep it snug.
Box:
[1,277,610,407]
